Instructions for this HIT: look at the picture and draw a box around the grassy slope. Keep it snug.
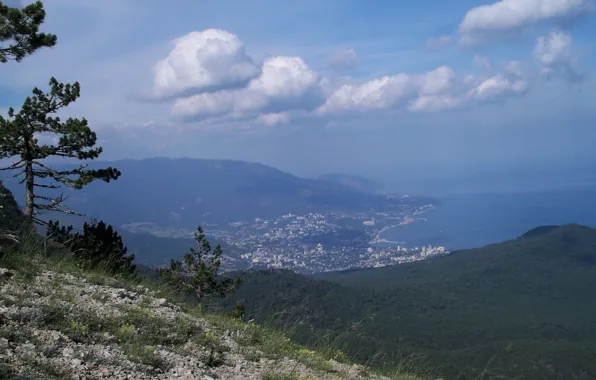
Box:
[226,224,596,380]
[0,233,422,380]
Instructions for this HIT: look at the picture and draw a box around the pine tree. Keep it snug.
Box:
[161,226,241,301]
[0,77,120,225]
[0,0,57,63]
[46,219,136,276]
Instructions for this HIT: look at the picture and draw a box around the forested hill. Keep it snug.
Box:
[225,224,596,380]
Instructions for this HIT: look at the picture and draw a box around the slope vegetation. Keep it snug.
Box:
[0,247,419,380]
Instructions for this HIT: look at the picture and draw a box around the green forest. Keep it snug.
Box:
[223,224,596,380]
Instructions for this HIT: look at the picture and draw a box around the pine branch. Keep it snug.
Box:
[31,160,79,188]
[34,193,67,202]
[33,192,84,216]
[33,182,59,189]
[32,215,48,226]
[0,159,25,171]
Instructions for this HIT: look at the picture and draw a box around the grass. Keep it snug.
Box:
[0,230,426,380]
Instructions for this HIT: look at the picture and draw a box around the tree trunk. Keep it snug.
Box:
[24,160,34,225]
[23,134,34,226]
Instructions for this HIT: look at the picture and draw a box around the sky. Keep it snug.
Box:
[1,0,596,182]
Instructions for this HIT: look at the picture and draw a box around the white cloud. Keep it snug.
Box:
[318,60,534,115]
[467,73,530,102]
[171,56,324,120]
[420,66,457,95]
[250,57,321,101]
[146,27,544,125]
[152,29,261,99]
[533,31,584,81]
[477,61,532,101]
[257,112,290,127]
[426,35,452,50]
[318,66,458,114]
[317,74,416,114]
[459,0,593,45]
[325,48,359,72]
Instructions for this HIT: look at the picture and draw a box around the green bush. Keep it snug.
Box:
[46,219,135,276]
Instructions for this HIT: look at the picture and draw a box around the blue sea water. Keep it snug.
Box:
[382,185,596,250]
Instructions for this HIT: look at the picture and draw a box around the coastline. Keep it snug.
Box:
[370,205,435,245]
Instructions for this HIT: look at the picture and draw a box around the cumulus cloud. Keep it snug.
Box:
[152,29,261,99]
[318,60,533,115]
[171,56,324,120]
[459,0,593,45]
[467,75,529,101]
[467,62,531,102]
[318,66,458,114]
[533,31,584,82]
[148,28,540,126]
[326,48,359,72]
[426,35,452,50]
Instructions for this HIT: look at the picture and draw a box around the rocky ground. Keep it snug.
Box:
[0,266,409,380]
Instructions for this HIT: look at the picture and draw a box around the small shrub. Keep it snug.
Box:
[69,320,89,339]
[117,323,136,343]
[202,344,225,368]
[122,343,170,371]
[230,303,246,320]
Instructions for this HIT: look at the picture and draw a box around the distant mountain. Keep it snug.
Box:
[224,224,596,380]
[318,173,383,193]
[4,158,436,228]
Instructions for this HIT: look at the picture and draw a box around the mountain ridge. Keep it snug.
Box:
[2,157,437,229]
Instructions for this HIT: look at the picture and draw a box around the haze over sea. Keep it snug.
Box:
[381,169,596,250]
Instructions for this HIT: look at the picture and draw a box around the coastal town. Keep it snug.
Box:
[122,204,449,274]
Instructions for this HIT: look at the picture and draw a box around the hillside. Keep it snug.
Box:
[3,158,436,228]
[225,224,596,380]
[0,248,420,379]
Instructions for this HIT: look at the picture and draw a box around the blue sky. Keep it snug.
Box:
[1,0,595,181]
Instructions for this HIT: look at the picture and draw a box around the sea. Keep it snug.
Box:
[381,175,596,250]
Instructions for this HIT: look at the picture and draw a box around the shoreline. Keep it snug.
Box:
[370,206,435,245]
